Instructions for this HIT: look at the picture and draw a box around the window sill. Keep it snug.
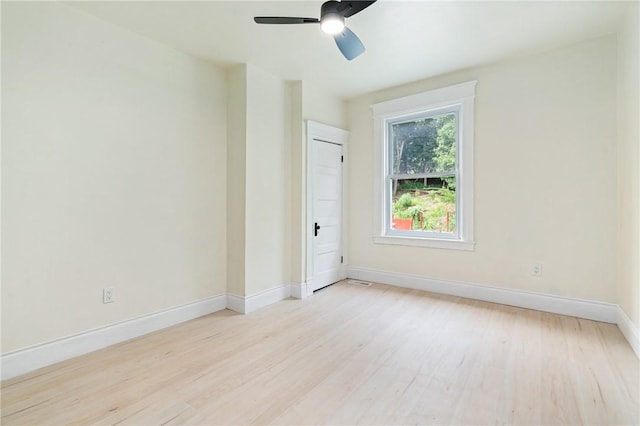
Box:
[373,235,475,251]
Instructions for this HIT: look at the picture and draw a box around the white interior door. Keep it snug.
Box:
[310,139,343,292]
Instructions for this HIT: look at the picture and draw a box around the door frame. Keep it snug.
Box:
[305,120,349,297]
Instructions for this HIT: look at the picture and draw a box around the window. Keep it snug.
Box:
[372,81,476,250]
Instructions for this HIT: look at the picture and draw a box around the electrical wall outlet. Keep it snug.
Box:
[531,263,543,277]
[103,287,114,304]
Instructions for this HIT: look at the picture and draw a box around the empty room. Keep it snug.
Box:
[1,0,639,424]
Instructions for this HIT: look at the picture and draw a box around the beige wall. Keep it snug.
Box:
[302,83,347,130]
[1,2,228,352]
[347,36,618,303]
[226,66,248,297]
[617,3,640,328]
[244,65,293,295]
[290,82,306,285]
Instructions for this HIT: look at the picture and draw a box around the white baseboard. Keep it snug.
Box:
[347,266,618,324]
[226,283,293,314]
[2,283,297,381]
[1,294,227,381]
[226,294,246,314]
[616,305,640,358]
[6,275,633,381]
[247,284,292,313]
[290,282,309,299]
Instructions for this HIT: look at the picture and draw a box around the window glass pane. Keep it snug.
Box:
[389,112,457,176]
[391,177,457,234]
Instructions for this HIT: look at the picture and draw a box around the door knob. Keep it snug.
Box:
[314,222,321,236]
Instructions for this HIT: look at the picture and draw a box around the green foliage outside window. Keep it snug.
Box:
[391,113,456,176]
[392,185,456,232]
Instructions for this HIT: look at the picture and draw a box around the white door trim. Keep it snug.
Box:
[306,121,349,297]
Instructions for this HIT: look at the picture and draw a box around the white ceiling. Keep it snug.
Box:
[67,1,627,100]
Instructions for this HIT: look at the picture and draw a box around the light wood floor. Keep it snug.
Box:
[2,281,639,425]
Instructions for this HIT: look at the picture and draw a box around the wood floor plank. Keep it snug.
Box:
[1,281,638,425]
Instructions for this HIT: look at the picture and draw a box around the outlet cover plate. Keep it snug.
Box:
[103,287,114,304]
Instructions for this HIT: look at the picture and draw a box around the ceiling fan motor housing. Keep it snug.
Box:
[321,0,341,17]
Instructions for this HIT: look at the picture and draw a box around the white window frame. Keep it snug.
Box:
[372,81,476,251]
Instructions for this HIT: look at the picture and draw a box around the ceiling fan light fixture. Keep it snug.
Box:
[253,0,377,60]
[320,13,345,34]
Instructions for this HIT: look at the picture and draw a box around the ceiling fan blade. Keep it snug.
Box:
[333,27,365,60]
[338,1,376,18]
[254,17,320,24]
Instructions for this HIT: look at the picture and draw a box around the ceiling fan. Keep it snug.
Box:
[254,1,377,61]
